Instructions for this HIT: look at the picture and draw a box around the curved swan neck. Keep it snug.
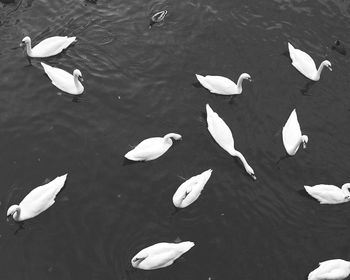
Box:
[73,74,81,89]
[229,149,251,172]
[9,205,21,221]
[236,74,245,91]
[164,133,181,141]
[25,40,32,56]
[315,61,328,80]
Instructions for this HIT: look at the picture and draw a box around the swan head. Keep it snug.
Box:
[20,36,31,47]
[164,133,182,143]
[323,60,332,71]
[246,165,256,180]
[301,135,309,149]
[241,73,252,82]
[73,69,83,82]
[7,205,20,221]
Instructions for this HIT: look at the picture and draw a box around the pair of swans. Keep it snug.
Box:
[20,36,84,95]
[131,241,194,270]
[7,174,67,221]
[308,259,350,280]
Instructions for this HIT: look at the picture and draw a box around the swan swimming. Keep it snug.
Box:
[282,109,308,156]
[172,169,212,208]
[288,42,332,81]
[304,184,350,204]
[206,104,256,180]
[20,36,76,58]
[195,73,252,95]
[149,10,168,28]
[7,174,68,222]
[308,259,350,280]
[41,62,84,95]
[125,133,182,161]
[131,241,194,270]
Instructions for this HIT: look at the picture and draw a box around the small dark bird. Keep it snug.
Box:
[149,10,168,29]
[331,39,346,55]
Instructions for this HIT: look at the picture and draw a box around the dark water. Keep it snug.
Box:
[1,0,350,279]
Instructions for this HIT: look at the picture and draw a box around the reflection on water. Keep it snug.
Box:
[0,0,350,279]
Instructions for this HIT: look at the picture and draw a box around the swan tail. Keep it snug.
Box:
[196,74,214,91]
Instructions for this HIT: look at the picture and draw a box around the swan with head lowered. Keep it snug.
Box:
[288,42,332,81]
[195,73,252,95]
[308,259,350,280]
[7,174,68,222]
[20,36,76,58]
[41,62,84,95]
[173,169,212,208]
[282,109,308,156]
[125,133,182,161]
[206,104,256,180]
[131,241,194,270]
[304,183,350,204]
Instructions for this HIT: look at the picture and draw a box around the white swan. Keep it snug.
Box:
[206,104,256,180]
[304,184,350,204]
[131,241,194,270]
[173,169,212,208]
[195,73,252,95]
[41,62,84,95]
[288,42,332,81]
[7,174,68,221]
[125,133,182,161]
[308,259,350,280]
[20,36,76,58]
[282,109,308,156]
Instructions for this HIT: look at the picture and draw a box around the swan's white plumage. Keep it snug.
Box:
[288,42,332,81]
[195,73,251,95]
[282,109,308,156]
[304,184,350,204]
[172,169,212,208]
[308,259,350,280]
[7,174,68,221]
[21,36,76,58]
[41,62,84,95]
[131,241,194,270]
[206,104,256,180]
[125,133,182,161]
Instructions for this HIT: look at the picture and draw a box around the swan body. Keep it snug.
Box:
[125,133,182,161]
[282,109,308,156]
[308,259,350,280]
[206,104,256,180]
[195,73,252,95]
[304,184,350,204]
[131,241,194,270]
[41,62,84,95]
[173,169,212,208]
[7,174,68,221]
[21,36,76,58]
[288,42,332,81]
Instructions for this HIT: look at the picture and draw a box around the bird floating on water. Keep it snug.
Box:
[149,10,168,29]
[41,62,84,95]
[308,259,350,280]
[282,109,308,156]
[173,169,212,208]
[288,42,332,81]
[125,133,182,161]
[195,73,252,95]
[131,241,194,270]
[206,104,256,180]
[7,174,68,222]
[20,36,76,58]
[304,183,350,204]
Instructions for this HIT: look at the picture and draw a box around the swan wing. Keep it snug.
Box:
[304,185,346,204]
[125,137,169,161]
[196,74,237,95]
[206,104,235,153]
[41,63,79,94]
[19,174,67,218]
[288,42,317,79]
[282,109,302,155]
[32,36,76,57]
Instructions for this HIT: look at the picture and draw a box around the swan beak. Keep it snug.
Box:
[251,174,257,180]
[20,42,25,47]
[328,66,333,71]
[248,78,253,82]
[302,142,307,149]
[79,76,84,82]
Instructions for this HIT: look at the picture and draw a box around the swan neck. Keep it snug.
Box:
[12,205,21,221]
[229,149,250,172]
[26,41,32,56]
[164,133,181,141]
[315,61,327,80]
[73,75,81,89]
[236,75,244,91]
